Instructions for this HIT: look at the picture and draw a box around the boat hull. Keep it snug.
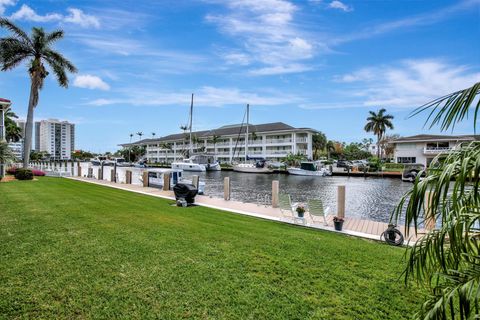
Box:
[205,162,221,171]
[287,168,328,176]
[233,164,273,173]
[171,162,206,172]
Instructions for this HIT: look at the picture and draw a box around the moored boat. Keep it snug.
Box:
[147,168,205,194]
[233,159,273,173]
[287,161,332,176]
[172,154,220,172]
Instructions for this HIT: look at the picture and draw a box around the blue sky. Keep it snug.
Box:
[1,0,479,152]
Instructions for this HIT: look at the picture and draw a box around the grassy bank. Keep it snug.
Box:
[0,178,423,319]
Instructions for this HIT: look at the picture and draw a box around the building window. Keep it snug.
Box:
[397,157,416,164]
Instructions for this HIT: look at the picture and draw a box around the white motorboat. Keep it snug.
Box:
[171,154,220,172]
[287,161,332,176]
[171,159,206,172]
[90,156,107,166]
[104,157,130,167]
[147,168,205,194]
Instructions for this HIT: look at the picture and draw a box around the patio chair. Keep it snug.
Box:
[279,193,305,225]
[307,199,330,226]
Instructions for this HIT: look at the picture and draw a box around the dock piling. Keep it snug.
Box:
[424,191,436,230]
[272,180,279,208]
[163,172,170,191]
[224,177,230,201]
[337,185,346,218]
[192,175,199,189]
[142,171,149,187]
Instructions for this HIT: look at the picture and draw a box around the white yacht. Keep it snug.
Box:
[147,168,205,194]
[232,104,273,174]
[287,161,332,176]
[172,154,220,172]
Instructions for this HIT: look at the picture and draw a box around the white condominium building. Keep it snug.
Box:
[122,122,318,163]
[35,119,75,160]
[392,134,480,166]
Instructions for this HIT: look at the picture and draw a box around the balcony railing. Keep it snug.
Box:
[295,137,308,143]
[423,147,453,154]
[266,139,292,144]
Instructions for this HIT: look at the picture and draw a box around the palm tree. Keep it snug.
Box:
[4,110,22,142]
[0,141,15,179]
[152,132,156,138]
[0,19,77,168]
[326,140,335,159]
[364,108,394,158]
[393,82,480,320]
[211,134,221,160]
[136,132,143,141]
[312,132,327,160]
[128,133,134,163]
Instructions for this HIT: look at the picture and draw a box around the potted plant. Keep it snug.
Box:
[296,204,306,218]
[333,216,344,231]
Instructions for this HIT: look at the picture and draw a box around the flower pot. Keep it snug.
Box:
[297,212,304,218]
[334,221,344,231]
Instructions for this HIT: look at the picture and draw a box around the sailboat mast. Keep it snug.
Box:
[189,93,193,155]
[245,104,249,161]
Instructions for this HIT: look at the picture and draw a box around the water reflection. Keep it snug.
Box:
[183,171,412,223]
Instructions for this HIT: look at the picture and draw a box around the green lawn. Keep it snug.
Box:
[0,178,424,319]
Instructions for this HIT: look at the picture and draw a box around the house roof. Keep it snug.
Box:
[120,122,317,146]
[393,134,480,143]
[0,98,11,108]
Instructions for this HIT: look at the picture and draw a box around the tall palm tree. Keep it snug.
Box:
[152,132,156,138]
[394,82,480,320]
[364,108,394,158]
[136,132,143,141]
[0,19,77,168]
[312,132,327,160]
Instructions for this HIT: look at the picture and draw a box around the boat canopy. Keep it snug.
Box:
[300,162,316,171]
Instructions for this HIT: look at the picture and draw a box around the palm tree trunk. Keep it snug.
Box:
[376,134,381,159]
[23,81,38,168]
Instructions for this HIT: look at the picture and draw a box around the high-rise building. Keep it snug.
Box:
[35,119,75,160]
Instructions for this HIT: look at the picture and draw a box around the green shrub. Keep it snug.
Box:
[14,168,34,180]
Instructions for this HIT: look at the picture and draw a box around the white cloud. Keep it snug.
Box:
[328,1,353,12]
[73,75,110,91]
[9,5,99,28]
[87,86,300,107]
[335,59,480,108]
[249,64,311,76]
[64,8,100,28]
[0,0,16,15]
[206,0,316,75]
[10,4,62,22]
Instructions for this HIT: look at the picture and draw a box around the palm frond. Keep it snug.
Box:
[44,30,64,46]
[44,49,77,73]
[0,18,31,45]
[410,82,480,132]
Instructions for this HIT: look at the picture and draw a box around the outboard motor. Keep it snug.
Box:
[173,183,198,206]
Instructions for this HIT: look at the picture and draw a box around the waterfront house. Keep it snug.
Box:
[392,134,480,166]
[121,122,318,163]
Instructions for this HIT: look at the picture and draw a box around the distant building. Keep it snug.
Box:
[8,141,23,160]
[122,122,318,163]
[392,134,480,166]
[35,119,75,160]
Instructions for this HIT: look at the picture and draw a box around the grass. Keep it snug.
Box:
[0,177,424,319]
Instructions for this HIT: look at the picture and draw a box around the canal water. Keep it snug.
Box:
[183,171,412,223]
